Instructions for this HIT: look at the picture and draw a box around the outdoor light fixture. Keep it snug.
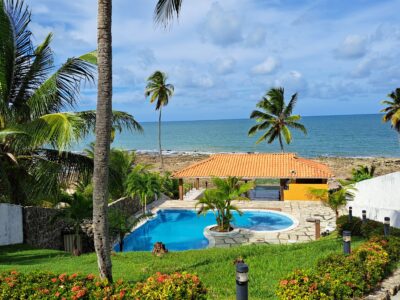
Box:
[362,210,367,223]
[348,206,353,222]
[236,262,249,300]
[343,230,351,254]
[384,217,390,236]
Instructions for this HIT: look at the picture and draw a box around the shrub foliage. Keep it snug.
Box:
[276,237,400,300]
[0,271,207,300]
[336,215,400,238]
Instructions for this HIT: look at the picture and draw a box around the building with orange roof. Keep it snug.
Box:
[173,153,333,201]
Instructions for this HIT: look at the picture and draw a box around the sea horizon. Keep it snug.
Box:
[72,113,400,158]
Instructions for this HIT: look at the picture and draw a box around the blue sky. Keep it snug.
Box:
[26,0,400,122]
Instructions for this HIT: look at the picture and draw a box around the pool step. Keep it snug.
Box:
[183,188,205,201]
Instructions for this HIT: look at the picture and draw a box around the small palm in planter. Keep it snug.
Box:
[196,177,254,232]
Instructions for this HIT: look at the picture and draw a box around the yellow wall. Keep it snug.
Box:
[284,183,328,201]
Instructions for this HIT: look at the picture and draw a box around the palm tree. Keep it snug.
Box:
[308,186,355,221]
[0,0,140,206]
[90,0,181,281]
[145,71,174,170]
[381,88,400,133]
[93,0,114,282]
[196,177,254,232]
[53,192,93,256]
[248,87,307,152]
[125,165,162,214]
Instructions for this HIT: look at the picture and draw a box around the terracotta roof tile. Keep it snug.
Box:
[173,153,333,179]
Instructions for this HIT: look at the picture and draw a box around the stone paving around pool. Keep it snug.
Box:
[148,199,338,248]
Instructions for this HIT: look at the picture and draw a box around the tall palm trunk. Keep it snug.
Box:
[278,133,284,152]
[93,0,113,282]
[158,108,164,170]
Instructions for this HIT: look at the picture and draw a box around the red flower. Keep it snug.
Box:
[69,273,78,280]
[86,274,95,280]
[55,292,61,297]
[71,286,81,292]
[119,289,126,298]
[280,280,288,287]
[76,289,87,298]
[41,289,50,294]
[10,271,18,275]
[59,273,67,282]
[51,278,58,283]
[7,282,15,288]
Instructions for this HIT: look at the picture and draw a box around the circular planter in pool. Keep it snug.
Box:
[204,225,240,248]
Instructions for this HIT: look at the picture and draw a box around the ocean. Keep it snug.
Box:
[73,114,400,158]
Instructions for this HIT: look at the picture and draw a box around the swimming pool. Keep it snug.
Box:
[116,209,296,252]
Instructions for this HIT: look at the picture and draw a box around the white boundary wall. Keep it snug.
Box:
[0,203,23,246]
[346,172,400,228]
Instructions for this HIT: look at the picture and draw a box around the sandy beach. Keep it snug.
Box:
[136,153,400,180]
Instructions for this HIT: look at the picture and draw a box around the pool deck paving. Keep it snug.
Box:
[148,199,338,248]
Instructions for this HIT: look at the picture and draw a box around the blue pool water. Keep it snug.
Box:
[117,209,294,252]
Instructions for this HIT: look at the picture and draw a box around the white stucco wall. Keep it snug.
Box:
[0,204,23,246]
[346,172,400,228]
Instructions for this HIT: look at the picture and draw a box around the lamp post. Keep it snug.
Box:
[236,263,249,300]
[362,210,367,224]
[348,206,353,222]
[306,218,321,240]
[343,230,351,255]
[384,217,390,237]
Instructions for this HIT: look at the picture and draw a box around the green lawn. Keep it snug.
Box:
[0,238,363,299]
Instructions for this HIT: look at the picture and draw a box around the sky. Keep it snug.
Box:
[26,0,400,122]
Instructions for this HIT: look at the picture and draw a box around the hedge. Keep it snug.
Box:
[336,215,400,238]
[0,271,207,300]
[276,236,400,300]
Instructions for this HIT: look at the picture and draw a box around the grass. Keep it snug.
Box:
[0,236,364,299]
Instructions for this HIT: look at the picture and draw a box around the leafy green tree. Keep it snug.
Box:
[0,0,140,205]
[84,144,138,200]
[160,171,180,199]
[196,177,254,232]
[308,186,355,221]
[154,0,183,26]
[145,71,174,170]
[248,87,307,152]
[54,192,93,256]
[125,165,162,214]
[381,88,400,133]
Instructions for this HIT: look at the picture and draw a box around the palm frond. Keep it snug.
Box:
[27,57,95,119]
[76,110,143,135]
[283,92,298,117]
[154,0,182,27]
[3,0,33,107]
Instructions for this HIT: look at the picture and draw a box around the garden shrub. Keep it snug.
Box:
[276,237,400,300]
[0,270,207,300]
[336,215,400,238]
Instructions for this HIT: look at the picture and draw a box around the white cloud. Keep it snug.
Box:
[334,35,368,59]
[251,57,280,75]
[200,2,243,47]
[215,57,236,74]
[274,71,308,93]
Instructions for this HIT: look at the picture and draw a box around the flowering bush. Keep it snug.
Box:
[131,272,207,300]
[0,271,206,300]
[276,237,400,300]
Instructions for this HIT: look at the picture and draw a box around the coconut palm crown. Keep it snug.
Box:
[381,88,400,133]
[145,71,174,170]
[0,0,141,204]
[248,87,307,152]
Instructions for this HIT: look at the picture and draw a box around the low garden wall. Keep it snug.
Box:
[22,197,144,252]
